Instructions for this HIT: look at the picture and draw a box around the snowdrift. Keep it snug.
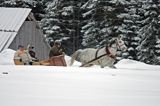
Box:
[0,49,15,65]
[115,59,160,70]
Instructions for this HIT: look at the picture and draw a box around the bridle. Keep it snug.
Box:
[95,39,126,60]
[105,39,124,59]
[115,39,126,50]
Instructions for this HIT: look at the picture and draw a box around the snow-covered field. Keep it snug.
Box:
[0,49,160,106]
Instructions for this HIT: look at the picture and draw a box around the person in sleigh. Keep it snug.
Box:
[14,45,33,65]
[48,40,66,66]
[49,40,65,58]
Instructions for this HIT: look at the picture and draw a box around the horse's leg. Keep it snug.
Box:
[95,60,105,68]
[70,51,78,66]
[96,58,106,68]
[100,62,116,69]
[109,65,116,69]
[106,59,116,69]
[100,65,104,68]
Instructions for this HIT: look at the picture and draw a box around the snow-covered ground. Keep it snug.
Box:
[0,49,160,106]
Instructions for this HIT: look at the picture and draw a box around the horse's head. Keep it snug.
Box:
[109,36,127,51]
[116,36,127,51]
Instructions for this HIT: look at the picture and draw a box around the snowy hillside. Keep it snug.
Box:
[0,49,160,106]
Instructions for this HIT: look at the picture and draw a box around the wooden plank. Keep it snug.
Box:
[14,59,24,65]
[50,55,67,66]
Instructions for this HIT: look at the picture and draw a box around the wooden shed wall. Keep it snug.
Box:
[9,21,50,60]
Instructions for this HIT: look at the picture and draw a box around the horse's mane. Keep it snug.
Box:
[109,39,116,47]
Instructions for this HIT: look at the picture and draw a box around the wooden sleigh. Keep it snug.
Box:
[14,55,67,66]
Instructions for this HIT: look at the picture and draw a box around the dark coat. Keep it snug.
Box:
[29,50,36,58]
[49,45,63,58]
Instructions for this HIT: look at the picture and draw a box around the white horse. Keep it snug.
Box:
[70,37,127,68]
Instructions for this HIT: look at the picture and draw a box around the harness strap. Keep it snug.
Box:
[95,49,100,59]
[95,49,101,64]
[96,47,116,60]
[105,47,116,59]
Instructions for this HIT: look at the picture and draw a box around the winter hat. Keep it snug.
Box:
[18,45,24,49]
[54,40,61,45]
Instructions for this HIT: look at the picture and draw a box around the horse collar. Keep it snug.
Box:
[105,47,116,59]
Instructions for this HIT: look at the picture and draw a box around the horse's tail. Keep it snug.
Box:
[70,51,79,66]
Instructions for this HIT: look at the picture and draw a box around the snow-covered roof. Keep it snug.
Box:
[0,7,31,52]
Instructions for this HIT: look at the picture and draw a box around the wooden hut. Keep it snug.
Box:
[0,7,50,60]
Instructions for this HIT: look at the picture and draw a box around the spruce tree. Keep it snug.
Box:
[41,0,83,54]
[137,0,160,64]
[81,0,125,48]
[119,0,141,60]
[81,0,99,48]
[154,37,160,64]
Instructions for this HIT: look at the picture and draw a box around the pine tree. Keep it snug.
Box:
[41,0,83,55]
[137,0,160,64]
[154,37,160,64]
[119,0,141,60]
[81,0,99,48]
[0,0,5,5]
[81,0,125,48]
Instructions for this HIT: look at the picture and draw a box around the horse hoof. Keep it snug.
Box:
[109,66,116,69]
[100,66,104,68]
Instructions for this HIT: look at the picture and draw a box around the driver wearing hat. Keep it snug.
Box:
[49,40,64,58]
